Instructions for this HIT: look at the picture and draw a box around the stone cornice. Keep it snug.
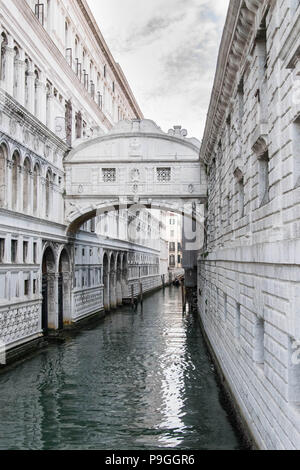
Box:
[0,89,68,155]
[200,0,261,166]
[77,0,144,120]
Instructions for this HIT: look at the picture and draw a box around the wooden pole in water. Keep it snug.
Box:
[131,284,134,308]
[182,281,186,314]
[140,282,143,304]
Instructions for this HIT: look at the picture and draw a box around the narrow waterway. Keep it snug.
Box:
[0,287,245,450]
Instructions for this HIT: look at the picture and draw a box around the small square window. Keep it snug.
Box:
[102,168,116,183]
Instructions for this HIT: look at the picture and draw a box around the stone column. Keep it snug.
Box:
[26,63,35,114]
[3,36,14,95]
[110,270,117,309]
[15,49,26,105]
[103,273,110,311]
[116,269,122,306]
[47,91,55,132]
[40,175,46,219]
[36,72,47,124]
[28,169,34,215]
[6,158,12,210]
[18,164,23,213]
[47,273,59,330]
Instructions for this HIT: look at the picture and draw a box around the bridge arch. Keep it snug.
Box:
[64,119,207,238]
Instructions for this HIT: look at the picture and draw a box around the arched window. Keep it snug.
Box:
[0,143,8,207]
[13,46,19,99]
[23,157,31,214]
[11,151,20,211]
[0,33,8,82]
[33,163,40,216]
[45,170,52,218]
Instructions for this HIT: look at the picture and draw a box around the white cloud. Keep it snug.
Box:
[87,0,229,140]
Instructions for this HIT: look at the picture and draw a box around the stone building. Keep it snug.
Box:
[198,0,300,449]
[0,0,170,356]
[166,212,183,272]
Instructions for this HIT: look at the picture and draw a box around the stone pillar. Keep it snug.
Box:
[15,49,26,105]
[103,273,110,311]
[26,65,35,114]
[47,91,55,132]
[18,164,23,213]
[6,159,12,210]
[116,269,122,305]
[40,176,46,218]
[3,36,14,95]
[36,72,47,124]
[28,169,34,215]
[110,270,117,310]
[47,273,59,330]
[62,272,72,324]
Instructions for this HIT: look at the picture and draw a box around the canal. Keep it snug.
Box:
[0,287,245,450]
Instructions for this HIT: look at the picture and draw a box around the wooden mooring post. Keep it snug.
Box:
[139,282,143,305]
[181,281,186,314]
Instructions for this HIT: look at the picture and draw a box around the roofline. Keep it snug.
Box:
[77,0,144,120]
[200,0,261,165]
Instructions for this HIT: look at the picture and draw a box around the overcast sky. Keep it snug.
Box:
[87,0,229,141]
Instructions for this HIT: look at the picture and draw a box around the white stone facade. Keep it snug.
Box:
[198,0,300,449]
[0,0,170,354]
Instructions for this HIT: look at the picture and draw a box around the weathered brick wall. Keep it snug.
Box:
[199,0,300,449]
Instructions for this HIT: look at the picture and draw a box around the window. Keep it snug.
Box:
[33,279,37,295]
[66,48,72,67]
[254,317,265,366]
[104,64,106,78]
[11,240,18,263]
[98,92,103,109]
[224,293,228,321]
[0,239,4,262]
[235,303,241,341]
[24,279,29,296]
[35,3,45,26]
[169,255,175,267]
[169,242,175,252]
[177,255,181,264]
[258,151,270,206]
[90,81,95,99]
[238,78,244,131]
[75,111,82,139]
[234,168,245,218]
[102,168,116,183]
[170,219,175,225]
[23,241,28,263]
[33,243,37,264]
[157,168,171,183]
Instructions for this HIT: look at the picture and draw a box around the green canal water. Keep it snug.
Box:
[0,287,246,450]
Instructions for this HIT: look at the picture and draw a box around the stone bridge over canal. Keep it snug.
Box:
[64,119,207,236]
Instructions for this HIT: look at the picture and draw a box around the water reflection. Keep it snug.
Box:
[0,287,245,450]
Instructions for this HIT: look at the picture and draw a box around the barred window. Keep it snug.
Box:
[102,168,116,183]
[157,168,171,183]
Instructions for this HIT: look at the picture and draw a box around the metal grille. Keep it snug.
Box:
[102,169,116,183]
[157,168,171,183]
